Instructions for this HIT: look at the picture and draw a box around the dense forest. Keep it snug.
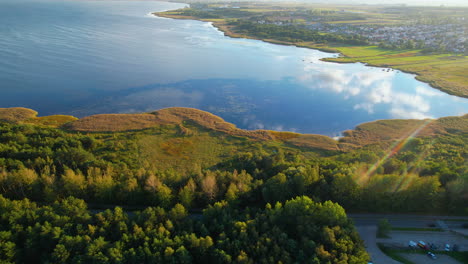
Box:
[0,107,466,263]
[0,195,368,263]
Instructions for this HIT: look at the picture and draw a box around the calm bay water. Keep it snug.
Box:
[0,0,466,135]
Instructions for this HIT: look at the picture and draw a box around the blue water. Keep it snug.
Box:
[0,0,466,135]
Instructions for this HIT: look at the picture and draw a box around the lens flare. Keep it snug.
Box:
[363,119,435,179]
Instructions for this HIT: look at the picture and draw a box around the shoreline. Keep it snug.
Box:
[2,106,467,153]
[154,11,468,99]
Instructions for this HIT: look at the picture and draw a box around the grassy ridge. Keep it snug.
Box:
[1,106,466,176]
[0,107,77,127]
[65,107,346,151]
[59,108,468,152]
[338,115,468,150]
[0,106,466,215]
[64,113,171,132]
[0,107,38,122]
[2,107,467,154]
[24,115,78,127]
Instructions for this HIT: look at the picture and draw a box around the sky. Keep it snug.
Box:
[186,0,468,6]
[9,0,468,6]
[331,0,468,6]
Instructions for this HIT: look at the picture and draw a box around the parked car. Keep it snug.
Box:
[445,244,451,251]
[409,241,417,248]
[418,241,428,250]
[427,252,437,259]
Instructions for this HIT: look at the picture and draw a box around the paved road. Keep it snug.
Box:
[352,214,468,264]
[400,253,461,264]
[350,214,468,228]
[356,225,402,264]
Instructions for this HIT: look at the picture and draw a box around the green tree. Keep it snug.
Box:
[179,178,196,208]
[61,169,86,197]
[377,219,391,238]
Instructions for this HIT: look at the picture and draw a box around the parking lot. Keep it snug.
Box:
[399,253,461,264]
[354,215,468,264]
[378,230,468,251]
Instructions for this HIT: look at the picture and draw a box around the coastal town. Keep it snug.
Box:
[199,3,468,53]
[306,22,467,53]
[253,16,467,53]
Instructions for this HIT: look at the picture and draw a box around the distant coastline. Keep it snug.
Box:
[153,8,468,99]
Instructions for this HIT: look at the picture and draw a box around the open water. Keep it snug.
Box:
[0,0,466,135]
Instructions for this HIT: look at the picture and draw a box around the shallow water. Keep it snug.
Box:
[0,0,466,135]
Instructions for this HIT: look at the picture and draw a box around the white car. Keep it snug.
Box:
[427,252,437,259]
[445,244,451,251]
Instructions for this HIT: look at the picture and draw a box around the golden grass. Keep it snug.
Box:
[64,113,171,132]
[160,138,194,158]
[0,107,38,123]
[435,114,468,133]
[7,106,463,154]
[154,107,237,132]
[266,131,340,151]
[339,119,432,148]
[338,115,468,150]
[286,134,339,151]
[25,115,78,127]
[269,131,302,141]
[64,107,339,151]
[153,108,275,141]
[64,107,273,140]
[63,107,468,152]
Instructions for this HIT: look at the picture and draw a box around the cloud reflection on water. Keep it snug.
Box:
[298,62,434,119]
